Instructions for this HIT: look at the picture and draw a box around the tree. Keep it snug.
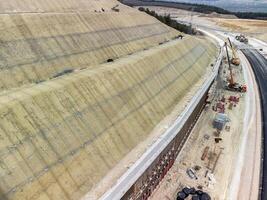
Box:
[138,7,145,12]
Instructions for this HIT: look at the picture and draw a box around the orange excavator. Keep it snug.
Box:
[227,38,240,66]
[224,42,247,93]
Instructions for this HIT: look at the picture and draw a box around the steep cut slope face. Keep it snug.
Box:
[0,0,130,13]
[0,1,218,200]
[0,10,177,91]
[0,37,217,200]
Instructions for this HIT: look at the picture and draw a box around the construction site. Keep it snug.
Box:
[148,42,253,200]
[0,0,265,200]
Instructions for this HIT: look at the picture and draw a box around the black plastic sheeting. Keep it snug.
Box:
[176,187,211,200]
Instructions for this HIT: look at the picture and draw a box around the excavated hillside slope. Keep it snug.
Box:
[0,0,131,13]
[0,0,218,200]
[0,2,178,91]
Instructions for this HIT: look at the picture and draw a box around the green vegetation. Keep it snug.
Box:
[175,2,231,14]
[175,2,267,19]
[138,7,195,34]
[235,12,267,20]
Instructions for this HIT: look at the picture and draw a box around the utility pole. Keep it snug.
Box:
[189,7,194,35]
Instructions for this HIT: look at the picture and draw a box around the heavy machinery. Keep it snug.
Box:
[235,34,248,44]
[224,42,247,93]
[227,38,240,66]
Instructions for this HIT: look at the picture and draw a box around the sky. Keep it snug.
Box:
[158,0,267,12]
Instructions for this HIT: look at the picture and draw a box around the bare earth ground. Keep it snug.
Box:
[210,18,267,42]
[212,18,267,32]
[149,58,250,200]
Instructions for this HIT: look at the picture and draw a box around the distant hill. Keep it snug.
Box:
[120,0,267,20]
[157,0,267,13]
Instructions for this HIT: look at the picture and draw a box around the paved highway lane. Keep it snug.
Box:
[242,49,267,200]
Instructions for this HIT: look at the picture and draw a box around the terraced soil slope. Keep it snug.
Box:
[0,1,178,91]
[0,0,130,12]
[0,0,218,200]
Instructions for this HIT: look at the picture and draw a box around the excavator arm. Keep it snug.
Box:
[228,38,237,59]
[224,42,235,86]
[227,38,240,66]
[224,41,247,93]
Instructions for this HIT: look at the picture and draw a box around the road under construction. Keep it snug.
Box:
[241,49,267,200]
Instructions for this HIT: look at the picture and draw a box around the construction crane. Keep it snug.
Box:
[227,38,240,66]
[224,42,247,93]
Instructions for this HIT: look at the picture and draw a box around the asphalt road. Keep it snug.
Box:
[242,49,267,200]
